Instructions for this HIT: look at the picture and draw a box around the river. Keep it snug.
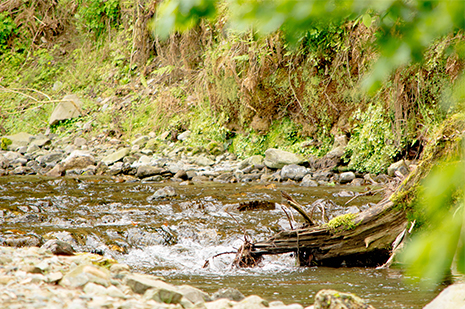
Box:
[0,176,441,308]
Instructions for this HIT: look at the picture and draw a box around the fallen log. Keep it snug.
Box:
[239,113,465,267]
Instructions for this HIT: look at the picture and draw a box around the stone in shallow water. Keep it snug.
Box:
[314,289,375,309]
[41,239,75,255]
[125,273,170,295]
[211,288,245,302]
[148,186,176,201]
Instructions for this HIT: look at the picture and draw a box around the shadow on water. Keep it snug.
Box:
[0,176,441,308]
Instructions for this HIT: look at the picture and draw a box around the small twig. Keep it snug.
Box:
[281,191,314,226]
[344,188,384,205]
[280,205,294,230]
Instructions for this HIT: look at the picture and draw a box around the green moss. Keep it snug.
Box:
[325,213,358,231]
[1,138,11,150]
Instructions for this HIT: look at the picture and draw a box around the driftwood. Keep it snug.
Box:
[251,198,408,266]
[234,114,465,267]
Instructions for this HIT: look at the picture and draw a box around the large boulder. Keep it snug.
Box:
[49,94,83,126]
[423,283,465,309]
[387,160,409,177]
[264,148,305,169]
[60,264,110,289]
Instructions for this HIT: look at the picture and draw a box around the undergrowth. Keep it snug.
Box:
[0,1,462,173]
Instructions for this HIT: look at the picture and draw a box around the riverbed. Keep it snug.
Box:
[0,176,441,308]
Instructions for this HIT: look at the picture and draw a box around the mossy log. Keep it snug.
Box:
[245,114,465,267]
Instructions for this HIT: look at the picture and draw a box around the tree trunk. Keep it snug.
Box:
[251,199,407,266]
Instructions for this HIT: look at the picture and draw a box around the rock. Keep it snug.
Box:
[281,164,308,181]
[49,94,83,126]
[3,132,33,150]
[143,175,164,182]
[136,165,163,178]
[148,186,176,200]
[196,156,215,166]
[144,285,183,304]
[423,283,465,309]
[212,288,245,302]
[178,285,212,304]
[27,143,40,153]
[264,148,304,169]
[0,154,9,169]
[74,137,87,147]
[238,155,264,170]
[173,170,188,180]
[62,151,95,171]
[387,160,409,177]
[125,273,168,295]
[41,239,75,255]
[38,151,64,166]
[46,163,65,177]
[132,136,149,147]
[206,298,234,309]
[233,295,269,309]
[177,130,191,141]
[60,264,111,288]
[313,289,375,309]
[301,175,318,187]
[102,148,130,165]
[312,170,333,182]
[30,134,51,148]
[339,172,356,184]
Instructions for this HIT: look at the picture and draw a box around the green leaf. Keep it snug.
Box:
[362,13,372,28]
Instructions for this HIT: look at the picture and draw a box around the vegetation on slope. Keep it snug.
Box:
[0,0,463,175]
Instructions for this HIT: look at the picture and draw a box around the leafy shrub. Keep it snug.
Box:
[76,0,121,38]
[344,103,401,173]
[0,13,16,51]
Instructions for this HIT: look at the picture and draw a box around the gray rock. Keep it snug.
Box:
[102,148,130,165]
[125,273,168,295]
[233,295,269,309]
[30,134,51,148]
[60,264,111,289]
[387,160,409,177]
[62,151,95,171]
[314,289,375,309]
[27,143,40,153]
[143,175,164,182]
[281,164,308,181]
[301,175,318,187]
[132,136,149,147]
[196,156,215,166]
[45,163,65,177]
[177,130,191,141]
[3,132,33,150]
[41,239,75,255]
[49,94,83,126]
[333,135,348,149]
[74,137,87,147]
[339,172,356,184]
[38,151,64,166]
[264,148,304,169]
[423,283,465,309]
[178,285,211,304]
[312,170,333,182]
[212,288,245,302]
[239,155,264,169]
[136,165,163,178]
[144,284,183,304]
[148,186,176,201]
[173,170,188,180]
[0,155,9,169]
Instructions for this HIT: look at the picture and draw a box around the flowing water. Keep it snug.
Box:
[0,176,442,308]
